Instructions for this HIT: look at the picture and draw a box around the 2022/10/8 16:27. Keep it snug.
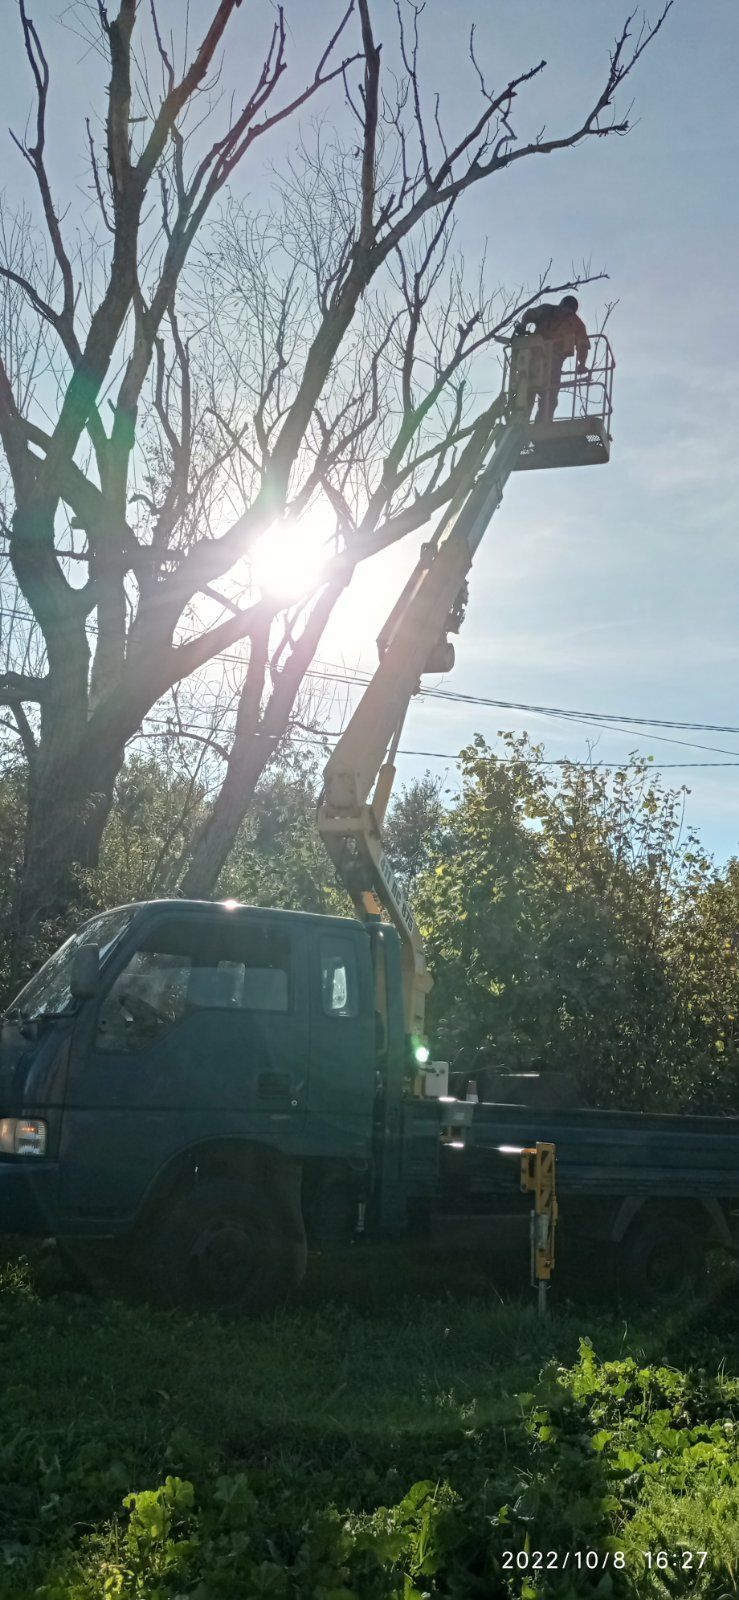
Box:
[501,1550,709,1573]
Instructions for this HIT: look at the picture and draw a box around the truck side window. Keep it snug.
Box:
[96,918,292,1052]
[96,949,191,1052]
[320,937,359,1018]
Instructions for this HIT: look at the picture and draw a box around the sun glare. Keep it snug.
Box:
[251,511,333,603]
[226,495,431,672]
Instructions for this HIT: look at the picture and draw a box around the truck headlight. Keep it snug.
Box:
[0,1118,47,1156]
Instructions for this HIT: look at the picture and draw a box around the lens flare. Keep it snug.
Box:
[251,517,331,603]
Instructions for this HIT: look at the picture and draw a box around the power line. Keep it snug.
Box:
[308,659,739,737]
[2,598,738,758]
[385,754,739,770]
[3,597,739,738]
[217,647,739,741]
[300,666,739,760]
[137,717,739,771]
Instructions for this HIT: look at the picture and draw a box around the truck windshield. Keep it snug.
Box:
[5,907,134,1021]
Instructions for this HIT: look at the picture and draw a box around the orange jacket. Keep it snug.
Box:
[524,303,590,365]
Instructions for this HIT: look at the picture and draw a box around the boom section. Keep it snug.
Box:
[318,416,527,1039]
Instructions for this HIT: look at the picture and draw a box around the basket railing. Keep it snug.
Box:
[504,332,615,429]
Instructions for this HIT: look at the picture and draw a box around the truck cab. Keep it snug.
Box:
[0,899,407,1309]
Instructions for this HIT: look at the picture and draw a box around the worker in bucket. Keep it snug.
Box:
[513,295,591,423]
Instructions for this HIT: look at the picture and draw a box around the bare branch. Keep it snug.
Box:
[14,1,77,337]
[165,599,269,690]
[86,117,115,235]
[357,0,381,247]
[0,671,46,702]
[136,1,246,186]
[10,698,37,762]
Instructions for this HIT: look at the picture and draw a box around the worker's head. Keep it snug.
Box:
[560,294,579,312]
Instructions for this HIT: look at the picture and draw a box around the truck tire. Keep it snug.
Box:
[618,1215,706,1304]
[142,1175,307,1314]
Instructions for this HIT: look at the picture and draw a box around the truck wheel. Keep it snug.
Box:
[143,1175,306,1314]
[618,1216,706,1304]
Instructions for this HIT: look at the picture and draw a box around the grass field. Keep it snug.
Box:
[1,1244,738,1598]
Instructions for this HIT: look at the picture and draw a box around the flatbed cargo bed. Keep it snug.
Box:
[416,1098,739,1199]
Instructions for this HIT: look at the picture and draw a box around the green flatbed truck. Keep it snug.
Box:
[1,895,738,1311]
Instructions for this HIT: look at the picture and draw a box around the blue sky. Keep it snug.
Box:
[2,2,738,858]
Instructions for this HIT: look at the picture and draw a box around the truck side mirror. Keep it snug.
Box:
[70,944,100,1000]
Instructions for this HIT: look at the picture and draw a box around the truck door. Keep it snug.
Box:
[59,910,308,1223]
[307,927,376,1158]
[368,924,408,1230]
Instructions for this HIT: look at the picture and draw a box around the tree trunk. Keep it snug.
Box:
[180,587,341,899]
[12,723,126,965]
[179,726,276,900]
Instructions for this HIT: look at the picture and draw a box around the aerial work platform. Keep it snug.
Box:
[505,333,615,471]
[319,329,616,1034]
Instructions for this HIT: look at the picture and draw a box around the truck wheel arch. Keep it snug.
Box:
[611,1194,732,1248]
[130,1138,307,1311]
[135,1137,305,1241]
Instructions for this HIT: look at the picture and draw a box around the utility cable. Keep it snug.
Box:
[137,716,739,771]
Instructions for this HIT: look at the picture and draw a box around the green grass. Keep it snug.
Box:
[0,1244,738,1597]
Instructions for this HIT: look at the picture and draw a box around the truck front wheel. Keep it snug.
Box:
[618,1214,706,1304]
[143,1175,307,1314]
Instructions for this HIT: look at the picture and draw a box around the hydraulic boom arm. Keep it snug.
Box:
[318,403,529,1044]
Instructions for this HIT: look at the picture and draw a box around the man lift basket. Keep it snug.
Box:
[505,332,615,471]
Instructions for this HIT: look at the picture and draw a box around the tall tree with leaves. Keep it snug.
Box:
[416,735,724,1110]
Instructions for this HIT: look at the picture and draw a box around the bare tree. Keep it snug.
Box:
[0,0,671,951]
